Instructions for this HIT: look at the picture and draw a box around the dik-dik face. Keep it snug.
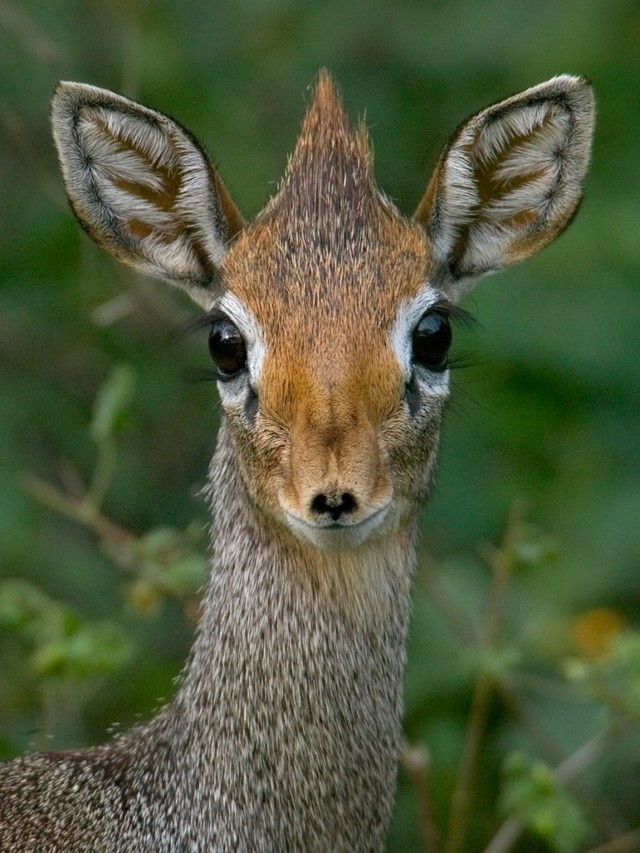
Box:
[51,72,595,552]
[215,209,449,550]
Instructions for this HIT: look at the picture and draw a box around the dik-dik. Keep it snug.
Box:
[0,72,594,851]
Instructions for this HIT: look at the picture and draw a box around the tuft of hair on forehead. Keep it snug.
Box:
[268,70,386,235]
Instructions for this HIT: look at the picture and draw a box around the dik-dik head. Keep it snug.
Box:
[51,72,594,551]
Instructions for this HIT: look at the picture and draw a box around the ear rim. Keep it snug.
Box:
[415,75,596,300]
[51,81,245,307]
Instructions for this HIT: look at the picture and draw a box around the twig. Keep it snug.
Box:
[483,721,635,853]
[88,436,117,511]
[585,829,640,853]
[496,681,565,767]
[418,555,480,647]
[497,679,627,838]
[444,502,525,853]
[0,99,67,211]
[482,817,521,853]
[0,0,65,67]
[554,726,623,787]
[22,475,134,564]
[23,474,207,623]
[402,740,441,853]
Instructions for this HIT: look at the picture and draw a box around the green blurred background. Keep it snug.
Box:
[1,1,639,850]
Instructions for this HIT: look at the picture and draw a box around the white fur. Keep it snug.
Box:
[389,287,450,396]
[429,75,595,295]
[51,83,231,299]
[213,292,267,411]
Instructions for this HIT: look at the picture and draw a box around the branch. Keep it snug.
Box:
[22,474,135,565]
[444,502,526,853]
[585,829,640,853]
[483,721,635,853]
[402,740,441,853]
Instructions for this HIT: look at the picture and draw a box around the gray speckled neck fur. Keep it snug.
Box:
[0,422,415,852]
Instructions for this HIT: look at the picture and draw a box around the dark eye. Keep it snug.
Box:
[412,310,452,372]
[208,316,247,379]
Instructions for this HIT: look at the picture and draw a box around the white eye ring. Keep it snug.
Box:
[389,288,446,378]
[215,292,267,384]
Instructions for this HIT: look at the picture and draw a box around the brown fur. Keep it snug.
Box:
[0,71,594,850]
[224,74,437,543]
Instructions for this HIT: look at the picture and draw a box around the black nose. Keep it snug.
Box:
[309,491,358,522]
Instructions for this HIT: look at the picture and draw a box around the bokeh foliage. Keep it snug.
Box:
[1,1,639,850]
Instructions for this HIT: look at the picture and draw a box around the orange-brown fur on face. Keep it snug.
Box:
[220,73,443,545]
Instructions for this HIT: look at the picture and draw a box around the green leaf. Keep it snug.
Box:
[162,552,208,596]
[563,630,640,719]
[123,526,208,604]
[0,580,133,682]
[0,580,51,631]
[31,621,133,680]
[501,752,591,853]
[90,364,136,443]
[514,528,558,570]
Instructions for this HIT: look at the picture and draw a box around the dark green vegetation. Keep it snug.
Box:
[1,2,639,850]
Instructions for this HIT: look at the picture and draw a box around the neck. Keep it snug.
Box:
[160,420,417,849]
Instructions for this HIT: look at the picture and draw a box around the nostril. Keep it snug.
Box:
[310,491,358,521]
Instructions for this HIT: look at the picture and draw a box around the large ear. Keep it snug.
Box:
[415,76,595,302]
[51,82,244,307]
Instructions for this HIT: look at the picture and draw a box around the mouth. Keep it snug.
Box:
[283,503,392,551]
